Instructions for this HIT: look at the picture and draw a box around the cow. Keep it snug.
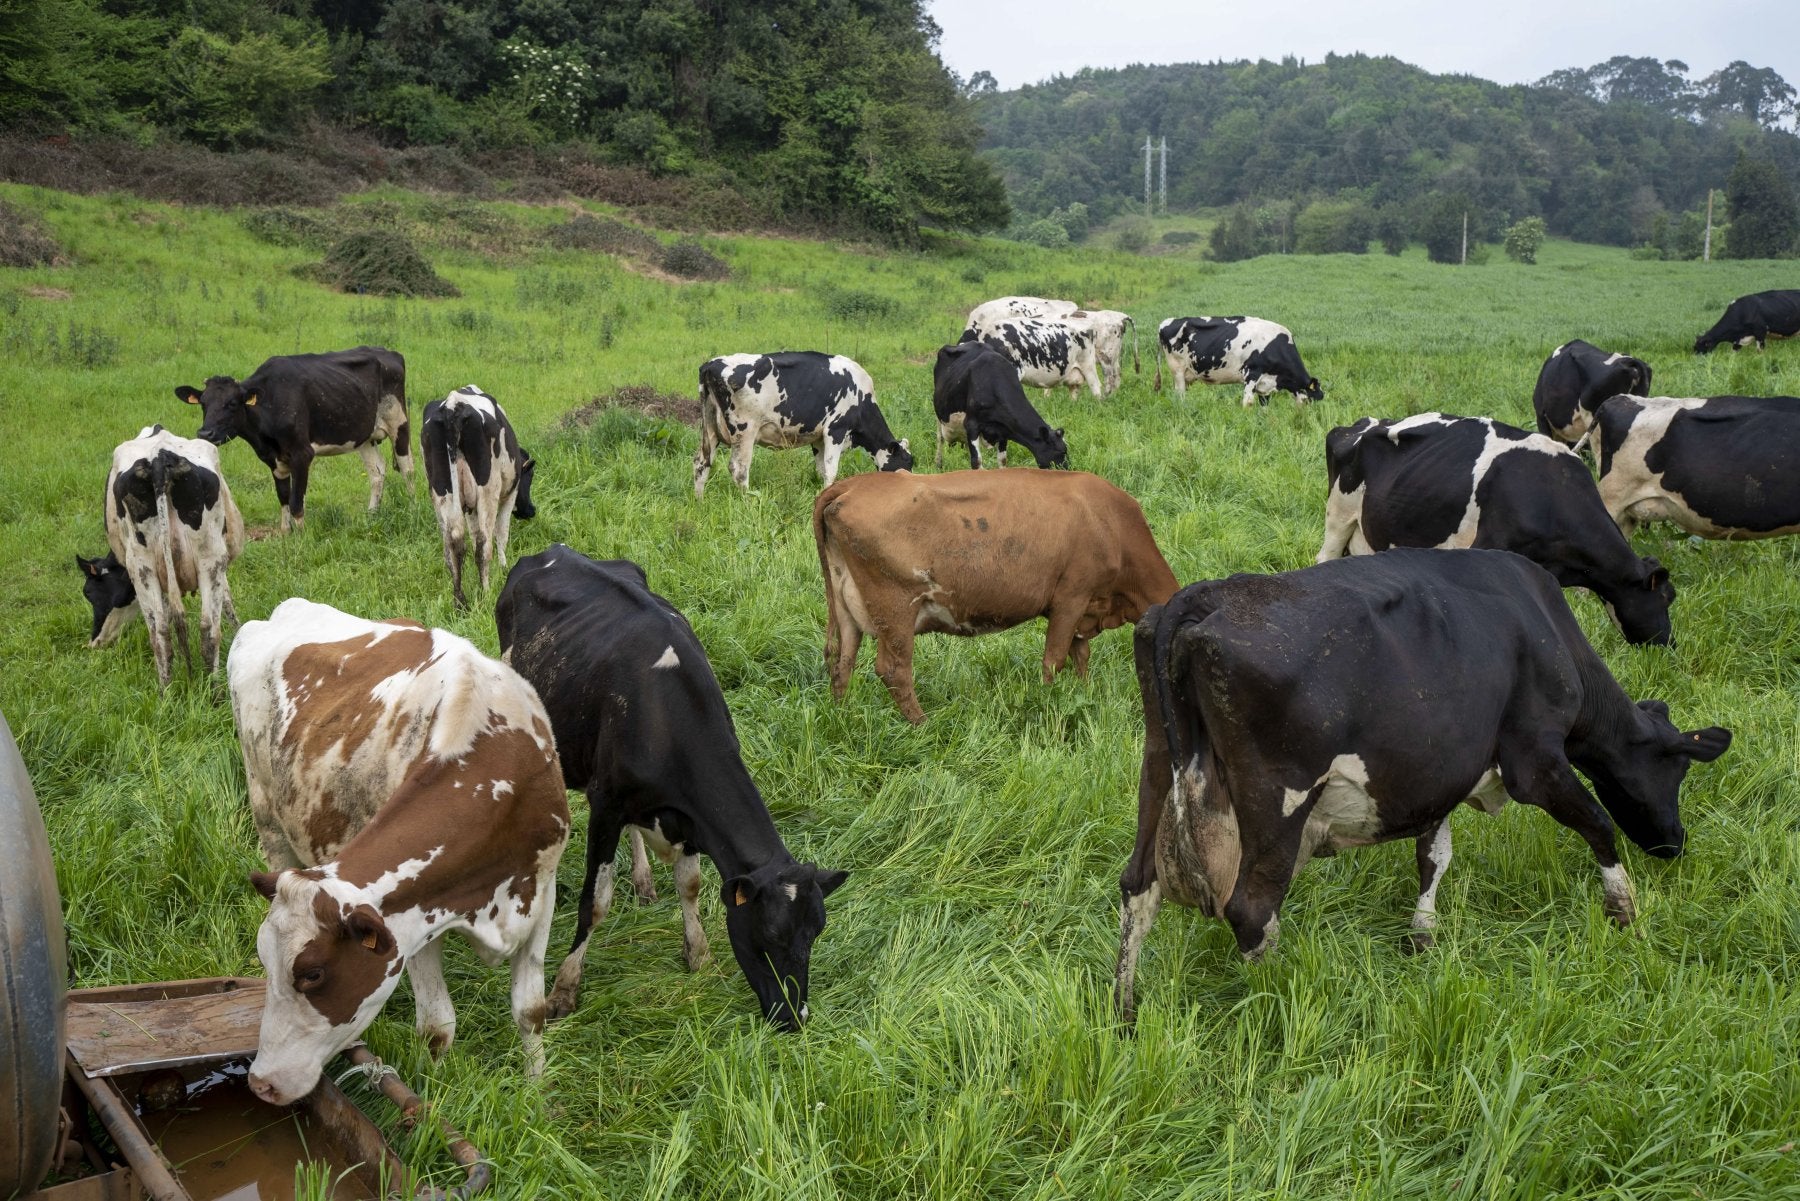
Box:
[1317,413,1675,645]
[814,470,1178,723]
[420,385,537,610]
[1597,394,1800,539]
[175,346,412,533]
[77,425,244,687]
[1531,340,1653,449]
[1693,289,1800,353]
[960,315,1103,398]
[965,298,1137,394]
[495,546,848,1029]
[227,598,568,1106]
[1154,316,1323,406]
[1113,549,1730,1023]
[693,352,911,497]
[931,341,1069,470]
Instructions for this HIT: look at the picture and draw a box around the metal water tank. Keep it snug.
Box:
[0,708,67,1196]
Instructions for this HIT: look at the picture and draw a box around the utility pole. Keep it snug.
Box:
[1703,189,1714,262]
[1158,137,1167,213]
[1143,137,1152,215]
[1461,211,1468,265]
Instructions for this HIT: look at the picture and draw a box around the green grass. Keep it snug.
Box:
[4,183,1800,1199]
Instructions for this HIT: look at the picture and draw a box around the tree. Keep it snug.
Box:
[1295,199,1373,254]
[1722,154,1799,259]
[1375,206,1408,255]
[1503,216,1547,263]
[1419,193,1473,264]
[1209,203,1259,262]
[1701,62,1798,128]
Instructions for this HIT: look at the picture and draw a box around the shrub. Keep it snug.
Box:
[0,200,62,267]
[1419,193,1475,264]
[306,230,459,297]
[547,214,660,257]
[659,238,730,279]
[1016,218,1070,249]
[1210,203,1260,262]
[1375,207,1409,255]
[1160,229,1200,246]
[1113,220,1151,253]
[1502,216,1547,264]
[1295,199,1374,254]
[241,208,328,249]
[819,284,900,322]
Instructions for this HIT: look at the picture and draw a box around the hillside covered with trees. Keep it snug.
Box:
[977,54,1800,254]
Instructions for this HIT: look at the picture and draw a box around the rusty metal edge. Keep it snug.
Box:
[62,1055,183,1201]
[343,1048,490,1200]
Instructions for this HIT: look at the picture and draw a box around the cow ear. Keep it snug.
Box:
[243,391,258,408]
[175,386,201,404]
[343,904,395,954]
[726,875,757,907]
[1678,726,1731,762]
[813,867,849,898]
[249,870,281,901]
[1637,699,1672,721]
[76,554,97,575]
[1642,558,1669,590]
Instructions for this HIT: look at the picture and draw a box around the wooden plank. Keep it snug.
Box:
[65,982,266,1078]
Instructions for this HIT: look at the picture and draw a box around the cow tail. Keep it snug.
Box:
[1128,316,1140,375]
[1153,346,1163,392]
[445,402,469,517]
[1150,586,1221,802]
[153,453,191,674]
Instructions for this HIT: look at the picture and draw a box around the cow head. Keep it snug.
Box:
[1028,425,1069,469]
[176,376,258,445]
[721,862,848,1031]
[1605,557,1675,647]
[246,869,403,1105]
[514,449,538,520]
[1300,377,1325,402]
[76,552,138,646]
[874,439,913,473]
[1578,701,1731,858]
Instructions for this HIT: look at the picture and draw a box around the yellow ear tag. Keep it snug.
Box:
[734,885,749,906]
[244,393,258,407]
[361,930,379,950]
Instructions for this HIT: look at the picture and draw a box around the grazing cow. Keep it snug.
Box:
[1154,316,1323,406]
[1317,414,1674,645]
[228,599,568,1105]
[1597,394,1800,539]
[421,386,537,609]
[1531,340,1653,448]
[931,341,1069,470]
[965,295,1080,327]
[1113,549,1729,1022]
[961,315,1103,398]
[78,425,244,686]
[814,470,1178,723]
[965,298,1137,394]
[175,346,411,532]
[1693,289,1800,353]
[693,352,911,497]
[496,546,848,1028]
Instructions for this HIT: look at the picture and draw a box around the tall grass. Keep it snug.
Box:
[3,183,1798,1198]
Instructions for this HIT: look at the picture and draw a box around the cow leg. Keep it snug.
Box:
[1117,627,1172,1026]
[473,490,500,593]
[728,432,756,491]
[935,423,947,470]
[272,468,293,534]
[1408,819,1453,952]
[1241,377,1261,408]
[286,451,313,533]
[492,498,515,576]
[873,625,924,724]
[197,555,230,676]
[824,563,865,702]
[509,882,554,1078]
[357,442,386,512]
[816,435,846,488]
[626,826,656,902]
[1041,603,1083,684]
[1071,635,1092,678]
[1316,494,1361,563]
[133,565,174,689]
[693,414,719,498]
[391,411,414,491]
[434,489,468,609]
[994,439,1009,470]
[407,936,457,1056]
[962,419,985,470]
[1497,741,1636,926]
[673,852,710,969]
[547,795,625,1019]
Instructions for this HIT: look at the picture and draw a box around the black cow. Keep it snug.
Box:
[421,385,536,609]
[931,341,1069,470]
[1113,549,1729,1022]
[175,346,411,532]
[1531,340,1653,448]
[1154,316,1323,405]
[1597,394,1800,539]
[1694,290,1800,353]
[1318,414,1674,645]
[693,351,911,496]
[496,545,849,1029]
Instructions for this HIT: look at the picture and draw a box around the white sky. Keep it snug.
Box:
[927,0,1798,95]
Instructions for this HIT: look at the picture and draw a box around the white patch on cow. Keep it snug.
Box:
[1297,753,1381,862]
[1600,862,1636,924]
[1463,767,1509,815]
[366,847,443,903]
[1316,480,1366,562]
[1594,396,1771,538]
[1412,821,1454,931]
[653,645,681,670]
[782,883,798,901]
[1736,334,1758,349]
[447,386,498,419]
[1281,786,1311,818]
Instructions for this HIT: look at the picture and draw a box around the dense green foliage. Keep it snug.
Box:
[0,0,1008,240]
[977,53,1800,249]
[1722,152,1800,259]
[5,183,1800,1198]
[1503,216,1547,264]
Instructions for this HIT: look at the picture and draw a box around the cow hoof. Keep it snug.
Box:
[632,879,658,904]
[543,987,579,1023]
[1404,928,1435,955]
[422,1027,454,1057]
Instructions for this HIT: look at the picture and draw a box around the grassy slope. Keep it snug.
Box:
[2,184,1799,1200]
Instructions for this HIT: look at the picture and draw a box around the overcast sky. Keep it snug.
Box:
[926,0,1798,95]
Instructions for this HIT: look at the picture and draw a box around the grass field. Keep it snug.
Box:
[3,183,1799,1200]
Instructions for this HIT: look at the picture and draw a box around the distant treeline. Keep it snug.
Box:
[975,53,1800,252]
[0,0,1009,241]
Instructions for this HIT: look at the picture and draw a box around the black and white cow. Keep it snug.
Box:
[78,425,244,687]
[960,315,1103,398]
[1693,290,1800,354]
[421,386,536,609]
[1113,549,1730,1022]
[965,298,1136,394]
[175,346,411,532]
[931,341,1068,470]
[1318,414,1674,645]
[1597,394,1800,539]
[496,545,849,1028]
[1154,316,1323,406]
[1531,340,1653,448]
[693,352,911,497]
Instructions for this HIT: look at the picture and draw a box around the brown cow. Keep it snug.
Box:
[813,469,1178,722]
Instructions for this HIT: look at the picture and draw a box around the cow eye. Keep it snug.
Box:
[295,967,326,992]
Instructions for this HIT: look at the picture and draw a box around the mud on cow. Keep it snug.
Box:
[78,425,244,687]
[496,546,847,1028]
[1318,413,1675,645]
[1532,340,1653,448]
[1155,316,1323,406]
[1693,289,1800,353]
[1114,550,1729,1023]
[814,470,1177,723]
[421,385,537,609]
[961,314,1103,398]
[1597,394,1800,539]
[175,346,411,532]
[693,351,911,497]
[228,599,568,1105]
[931,341,1068,470]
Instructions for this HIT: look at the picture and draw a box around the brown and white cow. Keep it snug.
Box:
[227,598,569,1105]
[813,470,1179,723]
[78,425,244,687]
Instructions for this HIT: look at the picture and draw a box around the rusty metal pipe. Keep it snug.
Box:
[64,1054,183,1201]
[343,1047,490,1199]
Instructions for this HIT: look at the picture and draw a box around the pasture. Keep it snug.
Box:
[3,182,1799,1199]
